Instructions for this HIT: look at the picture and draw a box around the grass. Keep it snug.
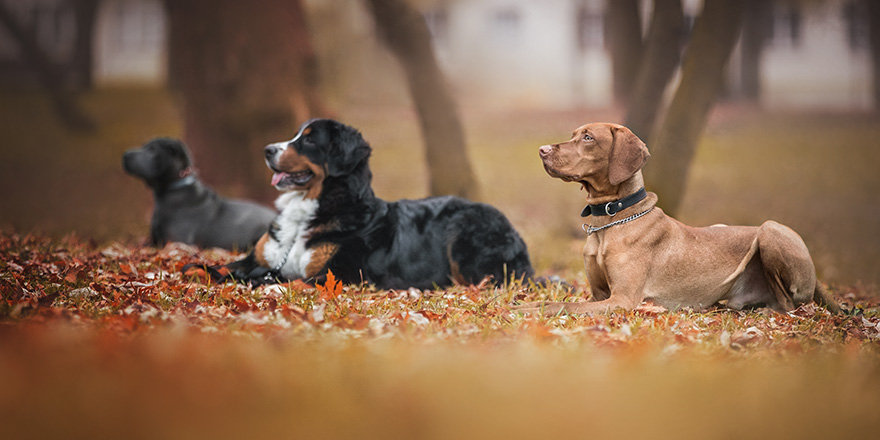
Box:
[2,231,880,439]
[1,89,880,438]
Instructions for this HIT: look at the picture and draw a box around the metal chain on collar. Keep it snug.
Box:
[273,244,293,272]
[582,207,654,236]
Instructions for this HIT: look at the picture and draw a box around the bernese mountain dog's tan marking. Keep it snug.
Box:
[304,243,340,279]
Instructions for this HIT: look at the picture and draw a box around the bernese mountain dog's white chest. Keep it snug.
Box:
[262,192,318,279]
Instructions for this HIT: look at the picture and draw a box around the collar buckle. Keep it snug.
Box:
[605,201,623,217]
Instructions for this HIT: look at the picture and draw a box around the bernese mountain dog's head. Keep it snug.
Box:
[264,119,372,199]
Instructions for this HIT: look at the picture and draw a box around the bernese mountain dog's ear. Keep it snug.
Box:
[327,122,371,177]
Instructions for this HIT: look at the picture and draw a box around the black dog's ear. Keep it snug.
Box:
[163,138,193,168]
[146,137,193,168]
[327,124,371,177]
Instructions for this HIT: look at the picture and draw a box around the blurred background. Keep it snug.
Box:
[0,0,878,287]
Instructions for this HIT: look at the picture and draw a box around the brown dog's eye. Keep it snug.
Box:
[583,134,593,141]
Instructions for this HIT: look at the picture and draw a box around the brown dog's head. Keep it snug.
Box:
[539,122,649,195]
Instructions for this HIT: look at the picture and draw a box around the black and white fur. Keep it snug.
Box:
[211,119,534,289]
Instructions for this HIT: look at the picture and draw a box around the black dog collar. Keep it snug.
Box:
[580,188,647,217]
[167,175,197,191]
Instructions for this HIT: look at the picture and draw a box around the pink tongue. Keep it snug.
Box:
[271,172,287,186]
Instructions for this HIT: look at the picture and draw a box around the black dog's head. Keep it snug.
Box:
[263,119,372,199]
[123,138,193,191]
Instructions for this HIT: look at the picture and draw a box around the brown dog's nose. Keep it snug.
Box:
[539,145,554,157]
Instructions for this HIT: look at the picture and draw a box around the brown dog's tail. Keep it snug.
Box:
[814,282,842,314]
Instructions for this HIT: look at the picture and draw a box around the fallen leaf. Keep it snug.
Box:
[730,326,765,348]
[317,270,343,301]
[634,300,668,316]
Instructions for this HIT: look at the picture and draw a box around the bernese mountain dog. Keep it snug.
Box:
[206,118,534,289]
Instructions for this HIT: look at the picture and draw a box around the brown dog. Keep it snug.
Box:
[516,122,840,315]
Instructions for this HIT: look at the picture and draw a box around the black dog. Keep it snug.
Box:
[210,119,534,289]
[123,138,276,251]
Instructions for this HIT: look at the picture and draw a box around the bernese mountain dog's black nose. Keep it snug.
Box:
[264,144,281,161]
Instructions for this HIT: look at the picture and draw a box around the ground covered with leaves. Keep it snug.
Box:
[2,230,880,439]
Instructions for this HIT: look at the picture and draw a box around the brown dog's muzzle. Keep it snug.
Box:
[539,143,577,181]
[539,144,554,157]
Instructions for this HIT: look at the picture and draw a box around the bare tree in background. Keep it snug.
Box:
[642,0,746,215]
[165,0,329,201]
[604,0,643,104]
[70,0,99,90]
[624,0,684,142]
[0,1,96,132]
[739,0,771,102]
[867,0,880,110]
[365,0,479,200]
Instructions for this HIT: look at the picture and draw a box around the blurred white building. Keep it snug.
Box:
[93,0,166,85]
[0,0,873,110]
[757,0,872,109]
[419,0,872,110]
[423,0,614,108]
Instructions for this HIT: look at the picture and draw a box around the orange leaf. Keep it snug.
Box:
[317,270,343,301]
[184,266,206,278]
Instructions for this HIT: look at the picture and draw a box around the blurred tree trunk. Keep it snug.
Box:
[165,0,329,202]
[70,0,99,90]
[604,0,643,104]
[624,0,684,142]
[642,0,745,216]
[0,3,95,132]
[739,0,771,101]
[365,0,479,200]
[867,0,880,110]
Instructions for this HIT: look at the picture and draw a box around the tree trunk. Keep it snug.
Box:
[365,0,479,200]
[642,0,746,216]
[70,0,99,90]
[165,0,329,202]
[624,0,684,142]
[0,2,95,132]
[604,0,643,104]
[867,0,880,110]
[739,0,771,101]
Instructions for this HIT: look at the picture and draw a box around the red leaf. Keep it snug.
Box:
[231,299,253,313]
[417,309,446,323]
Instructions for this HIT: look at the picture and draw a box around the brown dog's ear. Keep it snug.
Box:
[608,125,650,185]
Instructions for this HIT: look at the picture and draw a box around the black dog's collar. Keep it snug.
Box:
[167,175,197,191]
[581,188,647,217]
